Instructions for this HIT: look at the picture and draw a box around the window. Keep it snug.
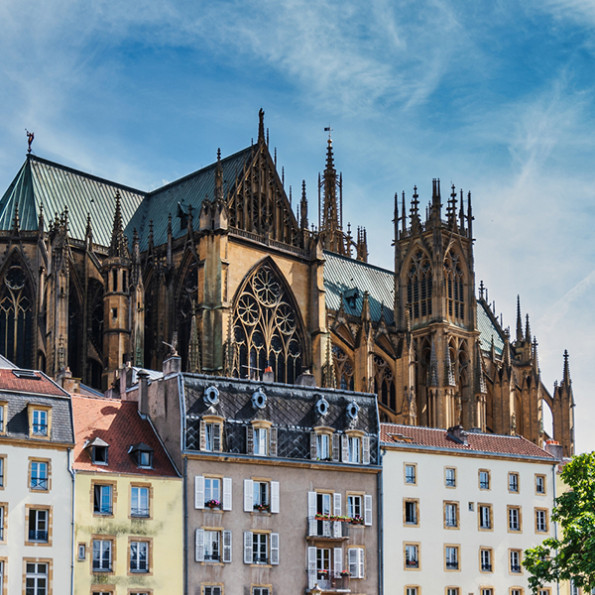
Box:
[538,590,551,595]
[0,402,5,433]
[480,548,493,572]
[244,479,279,513]
[510,549,522,573]
[510,589,523,595]
[243,531,279,565]
[130,540,149,572]
[446,589,460,595]
[30,460,49,491]
[78,543,86,560]
[445,545,459,570]
[404,543,419,569]
[479,469,490,490]
[404,499,418,525]
[0,456,4,487]
[253,481,270,511]
[348,436,361,463]
[94,484,113,515]
[129,444,153,468]
[93,538,113,572]
[405,464,417,484]
[570,581,579,595]
[535,508,548,532]
[195,475,232,510]
[252,588,270,595]
[478,504,492,530]
[444,502,458,528]
[254,427,269,456]
[535,474,546,494]
[508,472,519,493]
[203,587,222,595]
[316,433,331,460]
[348,494,362,521]
[445,467,456,487]
[195,529,232,563]
[406,588,419,595]
[25,561,49,595]
[348,547,365,578]
[0,503,6,541]
[508,506,521,532]
[316,547,330,580]
[27,507,49,543]
[203,421,222,452]
[32,408,48,436]
[481,590,494,595]
[205,477,221,507]
[131,486,150,517]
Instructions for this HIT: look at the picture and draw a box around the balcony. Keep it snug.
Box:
[307,517,350,539]
[309,571,351,592]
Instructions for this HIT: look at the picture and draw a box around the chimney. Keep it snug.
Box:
[262,364,274,383]
[446,425,468,446]
[544,439,564,461]
[137,369,150,418]
[295,369,316,387]
[163,355,182,376]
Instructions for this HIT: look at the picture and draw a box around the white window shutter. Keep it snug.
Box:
[244,479,254,512]
[223,477,232,511]
[348,547,357,576]
[195,476,205,509]
[213,424,221,452]
[341,434,349,462]
[246,426,254,454]
[195,528,204,562]
[364,494,373,526]
[270,481,280,513]
[270,532,279,565]
[308,546,317,589]
[333,492,342,516]
[270,427,278,456]
[358,547,365,578]
[199,420,206,451]
[243,531,253,564]
[310,432,317,459]
[362,435,370,464]
[222,530,232,563]
[308,491,317,535]
[334,547,343,574]
[332,433,340,461]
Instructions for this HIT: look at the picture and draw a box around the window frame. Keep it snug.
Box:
[0,402,6,435]
[508,472,520,493]
[24,559,50,595]
[479,547,493,573]
[0,456,4,489]
[444,544,460,572]
[0,504,6,543]
[443,501,459,529]
[28,405,51,439]
[403,499,419,526]
[535,508,548,533]
[130,484,151,518]
[347,493,363,521]
[93,482,115,516]
[29,458,50,492]
[444,467,456,488]
[405,587,420,595]
[128,538,151,574]
[202,586,223,595]
[535,474,546,495]
[25,505,52,545]
[92,536,115,573]
[478,469,490,490]
[404,463,417,485]
[348,546,365,579]
[403,542,420,570]
[478,503,493,531]
[509,549,522,574]
[508,505,522,533]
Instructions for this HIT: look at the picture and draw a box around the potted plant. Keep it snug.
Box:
[205,499,221,509]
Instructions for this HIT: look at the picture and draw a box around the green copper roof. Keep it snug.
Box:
[125,146,254,251]
[324,251,395,324]
[477,300,504,355]
[0,155,145,246]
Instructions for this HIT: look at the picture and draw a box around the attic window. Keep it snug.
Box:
[129,443,153,469]
[13,370,40,380]
[85,437,109,465]
[389,433,413,443]
[344,288,359,310]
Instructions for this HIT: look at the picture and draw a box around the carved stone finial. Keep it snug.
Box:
[26,130,34,153]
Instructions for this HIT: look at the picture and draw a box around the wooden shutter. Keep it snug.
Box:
[358,547,365,578]
[195,528,204,562]
[270,532,279,565]
[333,492,342,537]
[243,531,253,564]
[364,494,373,526]
[308,491,317,535]
[308,546,317,589]
[348,547,358,577]
[334,547,343,574]
[341,435,349,462]
[270,427,278,456]
[310,432,317,459]
[213,423,221,452]
[270,481,280,513]
[246,426,254,454]
[199,420,206,451]
[332,433,340,461]
[244,479,254,512]
[222,530,232,563]
[194,476,205,509]
[362,435,370,464]
[222,477,232,511]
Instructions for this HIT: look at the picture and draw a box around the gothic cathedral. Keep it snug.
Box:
[0,110,574,456]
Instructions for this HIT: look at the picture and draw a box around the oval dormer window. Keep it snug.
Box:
[204,386,220,406]
[315,396,329,416]
[346,400,360,421]
[252,388,267,410]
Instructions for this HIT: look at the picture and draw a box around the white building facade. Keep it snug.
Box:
[381,424,558,595]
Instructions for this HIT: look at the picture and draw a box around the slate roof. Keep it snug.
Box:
[71,395,178,477]
[0,155,145,246]
[0,369,73,444]
[477,299,504,355]
[323,251,395,324]
[125,146,254,251]
[380,423,556,460]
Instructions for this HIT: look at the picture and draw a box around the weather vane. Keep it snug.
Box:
[324,126,332,140]
[26,130,34,153]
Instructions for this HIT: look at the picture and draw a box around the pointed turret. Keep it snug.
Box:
[215,148,224,203]
[300,180,308,230]
[108,191,129,258]
[562,349,571,386]
[258,108,265,144]
[187,302,201,373]
[525,314,531,344]
[516,296,523,342]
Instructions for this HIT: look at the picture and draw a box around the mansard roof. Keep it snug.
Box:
[380,423,555,461]
[125,146,254,251]
[71,395,179,477]
[0,154,145,246]
[323,250,395,324]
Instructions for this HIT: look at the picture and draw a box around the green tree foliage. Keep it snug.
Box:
[524,452,595,593]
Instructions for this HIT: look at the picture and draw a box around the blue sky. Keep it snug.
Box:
[1,0,594,452]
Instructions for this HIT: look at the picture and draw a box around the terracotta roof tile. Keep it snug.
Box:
[71,395,178,477]
[0,369,68,397]
[380,423,555,460]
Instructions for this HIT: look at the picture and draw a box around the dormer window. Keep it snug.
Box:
[129,443,153,468]
[27,404,51,439]
[85,437,109,465]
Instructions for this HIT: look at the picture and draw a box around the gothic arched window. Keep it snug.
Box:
[444,253,465,323]
[333,344,354,391]
[0,265,33,368]
[407,250,432,320]
[230,262,304,383]
[374,354,396,411]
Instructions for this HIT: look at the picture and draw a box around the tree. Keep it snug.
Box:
[524,452,595,593]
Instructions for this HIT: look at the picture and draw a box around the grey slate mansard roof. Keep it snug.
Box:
[181,374,380,464]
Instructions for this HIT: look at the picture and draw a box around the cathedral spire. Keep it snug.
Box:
[525,314,531,344]
[562,349,571,386]
[108,191,128,258]
[300,180,308,230]
[516,296,523,342]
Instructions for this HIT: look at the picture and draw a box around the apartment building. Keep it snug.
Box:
[0,367,75,595]
[381,423,558,595]
[71,394,183,595]
[122,356,381,595]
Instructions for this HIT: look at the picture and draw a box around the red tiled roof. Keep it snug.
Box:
[71,395,179,477]
[0,369,68,397]
[380,423,555,459]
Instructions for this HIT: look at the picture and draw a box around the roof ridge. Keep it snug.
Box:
[324,249,395,276]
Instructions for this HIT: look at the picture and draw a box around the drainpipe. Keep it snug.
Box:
[184,455,188,595]
[68,448,75,595]
[378,450,384,595]
[552,462,560,595]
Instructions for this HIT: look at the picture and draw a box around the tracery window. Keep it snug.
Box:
[230,262,304,383]
[444,253,464,323]
[0,265,33,368]
[407,251,432,320]
[333,344,354,390]
[374,354,396,411]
